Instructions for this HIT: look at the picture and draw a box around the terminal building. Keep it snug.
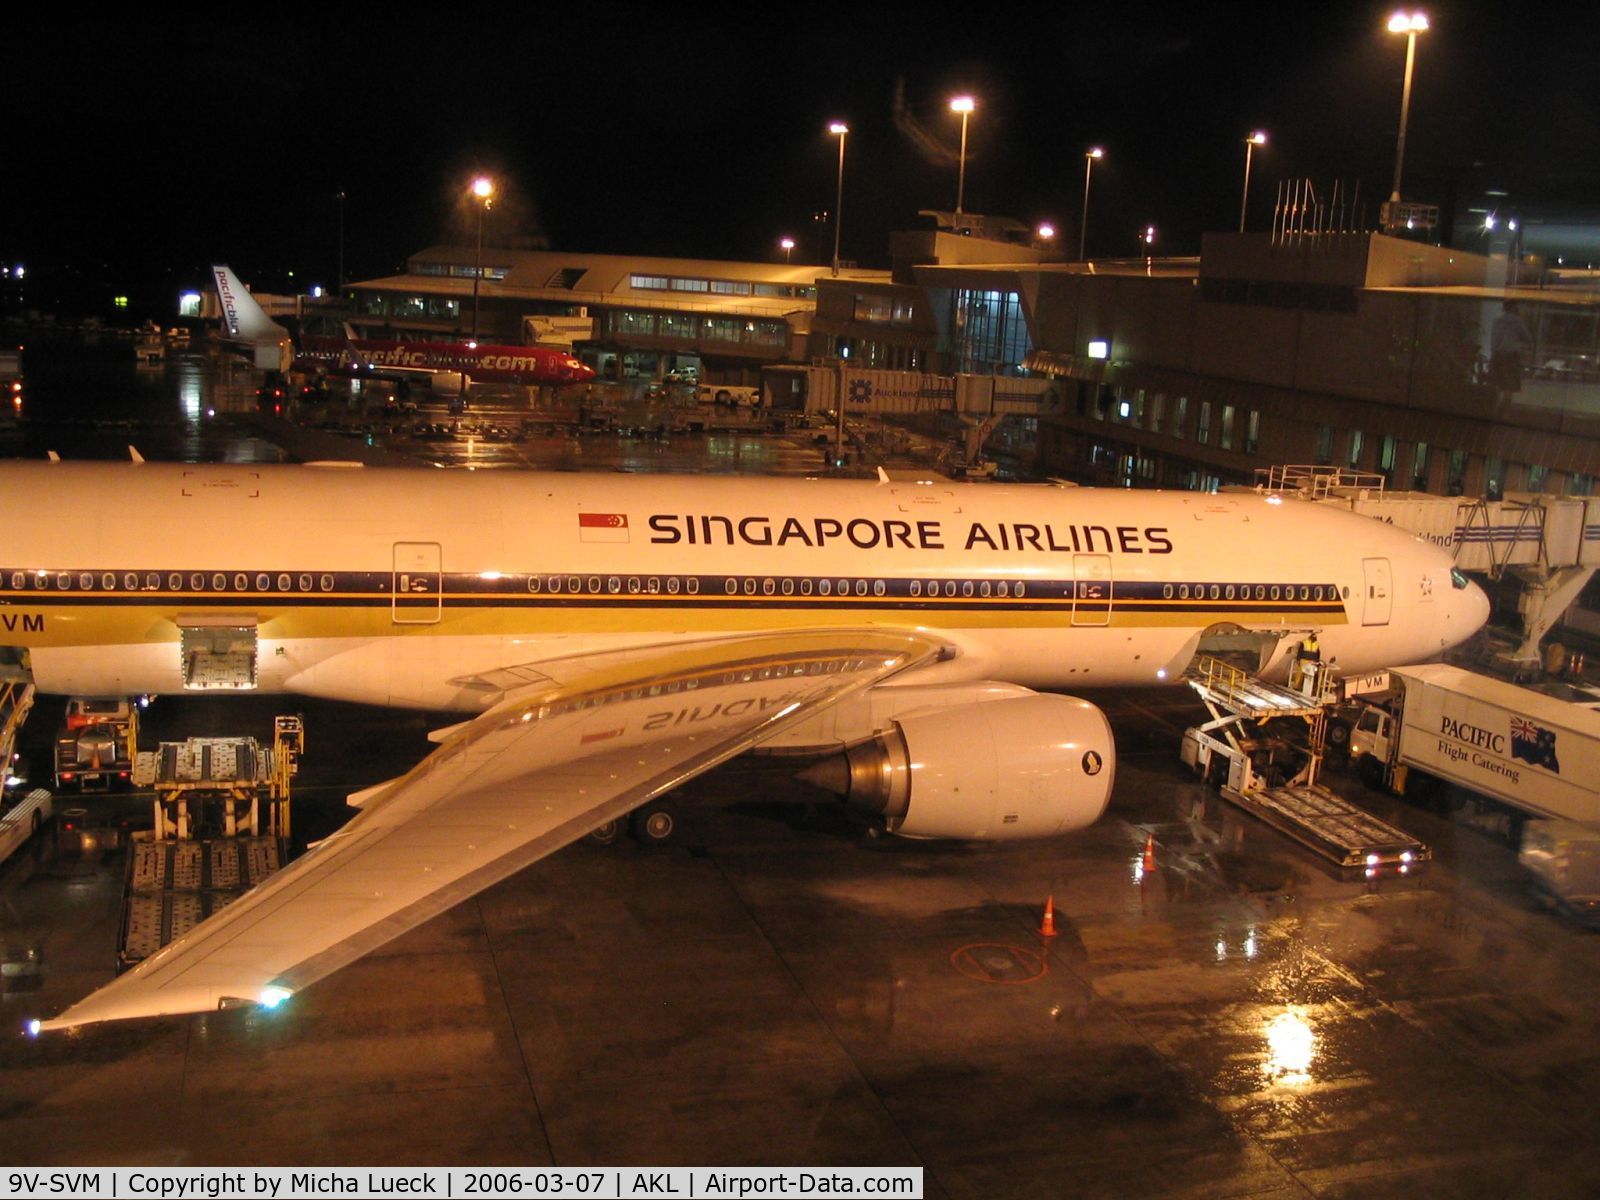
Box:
[341,211,1600,498]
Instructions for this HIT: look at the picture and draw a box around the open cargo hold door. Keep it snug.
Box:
[178,614,258,691]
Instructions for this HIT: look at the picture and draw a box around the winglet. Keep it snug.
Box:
[129,445,145,464]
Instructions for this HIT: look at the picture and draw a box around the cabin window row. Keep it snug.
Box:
[526,575,1031,600]
[1160,582,1340,602]
[10,571,339,593]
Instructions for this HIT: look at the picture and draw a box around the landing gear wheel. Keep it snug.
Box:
[585,818,624,847]
[630,801,679,845]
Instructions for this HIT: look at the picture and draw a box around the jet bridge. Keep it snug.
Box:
[1181,654,1429,872]
[1251,466,1600,671]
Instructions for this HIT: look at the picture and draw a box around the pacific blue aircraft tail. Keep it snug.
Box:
[211,265,293,372]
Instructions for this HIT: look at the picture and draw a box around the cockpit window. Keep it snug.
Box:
[1451,569,1470,590]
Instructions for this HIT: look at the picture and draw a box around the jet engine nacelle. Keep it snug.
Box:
[803,694,1115,840]
[430,370,470,397]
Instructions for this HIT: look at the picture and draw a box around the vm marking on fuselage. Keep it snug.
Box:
[1,613,43,633]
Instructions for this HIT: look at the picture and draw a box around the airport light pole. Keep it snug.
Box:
[780,237,795,263]
[1079,147,1104,260]
[829,122,849,278]
[336,189,347,297]
[1387,11,1428,205]
[950,96,975,214]
[470,176,494,340]
[1239,131,1267,233]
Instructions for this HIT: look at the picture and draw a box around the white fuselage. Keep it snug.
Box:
[0,462,1489,709]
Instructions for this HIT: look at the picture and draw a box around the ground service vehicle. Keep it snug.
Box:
[0,788,52,867]
[1350,664,1600,839]
[1519,819,1600,926]
[698,383,761,407]
[54,698,137,792]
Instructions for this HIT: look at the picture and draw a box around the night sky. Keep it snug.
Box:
[6,3,1599,316]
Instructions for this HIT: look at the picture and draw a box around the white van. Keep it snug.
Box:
[697,384,761,408]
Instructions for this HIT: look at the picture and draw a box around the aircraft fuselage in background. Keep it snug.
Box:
[298,333,596,387]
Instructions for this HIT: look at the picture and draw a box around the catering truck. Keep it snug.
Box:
[1349,663,1600,839]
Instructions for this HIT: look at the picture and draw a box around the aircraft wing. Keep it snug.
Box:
[40,629,947,1030]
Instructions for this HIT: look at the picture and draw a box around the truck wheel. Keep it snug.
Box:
[715,390,731,405]
[630,801,679,846]
[1357,754,1386,791]
[585,818,623,847]
[1325,719,1351,752]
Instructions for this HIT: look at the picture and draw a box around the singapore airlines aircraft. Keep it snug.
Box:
[3,460,1487,1029]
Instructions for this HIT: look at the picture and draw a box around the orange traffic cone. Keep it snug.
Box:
[1039,894,1058,937]
[1143,833,1157,874]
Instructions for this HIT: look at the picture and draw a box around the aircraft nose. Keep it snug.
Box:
[1463,575,1491,635]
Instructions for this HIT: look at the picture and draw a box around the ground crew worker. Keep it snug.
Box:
[1291,632,1321,694]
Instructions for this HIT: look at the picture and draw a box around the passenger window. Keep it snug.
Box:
[800,578,813,596]
[687,578,699,595]
[819,580,832,596]
[873,579,885,597]
[647,577,660,594]
[667,577,680,594]
[781,578,793,595]
[998,581,1010,598]
[855,579,868,596]
[257,574,271,592]
[763,578,776,595]
[320,574,334,591]
[607,577,621,594]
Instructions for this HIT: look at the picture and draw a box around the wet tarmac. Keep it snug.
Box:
[4,338,1600,1193]
[3,689,1600,1194]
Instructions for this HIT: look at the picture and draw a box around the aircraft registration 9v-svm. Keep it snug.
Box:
[0,460,1487,1029]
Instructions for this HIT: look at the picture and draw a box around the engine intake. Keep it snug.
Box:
[801,694,1114,840]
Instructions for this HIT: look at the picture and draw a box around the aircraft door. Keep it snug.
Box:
[392,542,443,625]
[1071,555,1112,627]
[1361,557,1392,626]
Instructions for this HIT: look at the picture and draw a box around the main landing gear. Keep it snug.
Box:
[585,798,680,847]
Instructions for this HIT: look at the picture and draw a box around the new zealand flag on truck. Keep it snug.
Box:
[1511,717,1561,773]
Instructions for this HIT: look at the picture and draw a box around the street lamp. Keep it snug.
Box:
[1387,11,1429,204]
[470,176,494,339]
[780,237,795,262]
[950,96,975,214]
[1141,225,1157,257]
[829,122,849,277]
[1239,131,1267,233]
[1079,147,1104,260]
[335,189,347,297]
